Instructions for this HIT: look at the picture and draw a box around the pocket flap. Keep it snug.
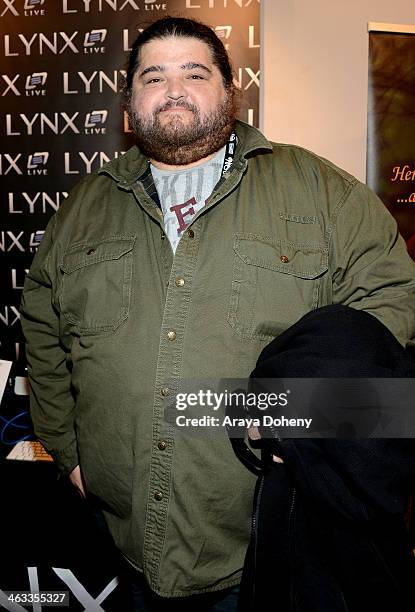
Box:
[234,234,328,279]
[61,236,136,274]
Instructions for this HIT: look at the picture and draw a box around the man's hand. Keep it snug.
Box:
[248,425,284,464]
[272,454,284,464]
[69,464,86,498]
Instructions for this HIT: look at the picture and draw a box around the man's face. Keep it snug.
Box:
[127,36,236,166]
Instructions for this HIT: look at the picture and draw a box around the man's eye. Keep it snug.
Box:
[146,78,162,84]
[189,74,204,80]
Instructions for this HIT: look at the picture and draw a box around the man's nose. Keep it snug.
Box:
[165,77,186,100]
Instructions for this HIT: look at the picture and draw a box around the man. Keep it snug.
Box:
[20,16,415,612]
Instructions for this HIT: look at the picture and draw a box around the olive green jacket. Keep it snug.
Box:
[20,121,415,597]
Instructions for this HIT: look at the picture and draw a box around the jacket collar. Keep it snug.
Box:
[98,120,274,187]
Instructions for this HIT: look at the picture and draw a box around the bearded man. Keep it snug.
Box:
[20,16,415,612]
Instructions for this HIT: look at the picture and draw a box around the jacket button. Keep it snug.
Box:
[161,232,166,240]
[175,278,185,287]
[87,248,96,255]
[161,387,170,397]
[158,440,167,451]
[187,229,194,238]
[154,491,163,501]
[167,330,177,341]
[280,255,289,263]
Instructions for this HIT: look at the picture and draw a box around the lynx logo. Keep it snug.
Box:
[144,0,167,11]
[84,28,106,46]
[11,268,29,290]
[0,0,18,16]
[63,0,138,12]
[27,151,49,174]
[0,153,23,175]
[0,0,45,17]
[25,71,47,96]
[3,30,107,56]
[123,28,143,51]
[215,25,232,50]
[6,111,108,135]
[0,231,25,252]
[84,29,106,53]
[1,73,46,96]
[0,229,45,253]
[85,109,107,133]
[30,230,45,251]
[0,306,20,327]
[4,31,81,56]
[8,191,67,213]
[0,567,118,610]
[64,150,124,174]
[248,25,259,48]
[28,151,49,168]
[233,67,260,90]
[62,0,166,13]
[185,0,257,6]
[26,71,47,89]
[63,69,126,94]
[24,0,45,13]
[24,0,45,8]
[0,152,49,175]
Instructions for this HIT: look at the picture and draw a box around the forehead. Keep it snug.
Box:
[137,36,216,71]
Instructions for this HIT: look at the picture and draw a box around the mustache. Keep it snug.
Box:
[156,100,198,114]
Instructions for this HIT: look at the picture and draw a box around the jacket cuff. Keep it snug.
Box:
[49,439,79,478]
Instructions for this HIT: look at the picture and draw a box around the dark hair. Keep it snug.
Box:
[124,16,234,96]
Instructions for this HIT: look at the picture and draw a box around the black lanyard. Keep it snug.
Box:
[147,131,237,209]
[222,131,237,176]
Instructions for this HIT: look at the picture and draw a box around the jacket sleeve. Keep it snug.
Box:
[20,213,78,477]
[276,437,415,522]
[330,182,415,347]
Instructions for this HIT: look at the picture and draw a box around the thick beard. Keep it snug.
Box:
[127,90,236,166]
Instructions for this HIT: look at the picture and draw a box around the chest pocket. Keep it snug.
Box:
[59,236,135,334]
[228,234,328,340]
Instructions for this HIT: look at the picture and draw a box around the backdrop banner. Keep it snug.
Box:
[0,0,260,442]
[367,26,415,260]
